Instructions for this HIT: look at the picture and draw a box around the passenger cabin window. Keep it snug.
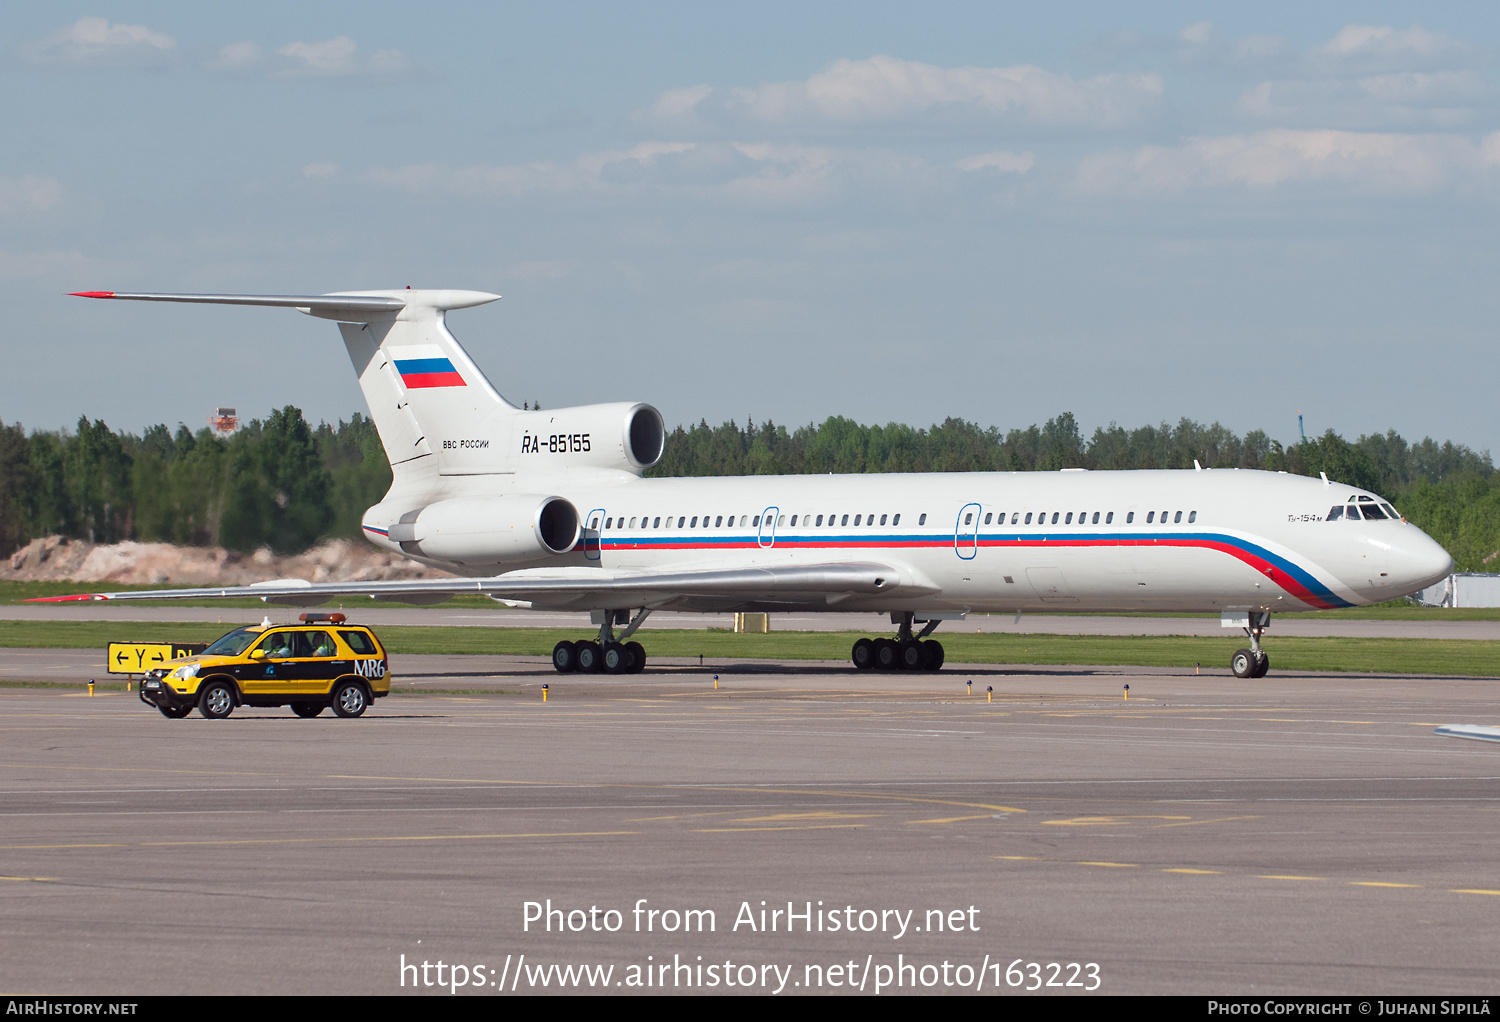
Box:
[893,514,901,525]
[1189,511,1197,523]
[816,515,824,526]
[1174,511,1182,524]
[842,514,850,526]
[1126,512,1133,523]
[1106,512,1114,524]
[1147,512,1155,523]
[983,513,992,525]
[1064,512,1073,524]
[1092,512,1100,524]
[1024,513,1033,525]
[919,514,927,525]
[880,514,888,526]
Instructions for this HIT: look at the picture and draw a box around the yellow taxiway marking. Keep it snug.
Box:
[1257,875,1323,881]
[1075,861,1138,868]
[1350,882,1422,888]
[1152,815,1262,828]
[625,810,744,823]
[695,824,867,833]
[0,831,639,851]
[995,856,1046,861]
[1162,869,1223,875]
[909,815,996,825]
[1043,815,1190,826]
[1451,888,1500,896]
[729,812,882,823]
[0,875,55,882]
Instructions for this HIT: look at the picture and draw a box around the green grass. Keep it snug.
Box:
[2,620,1495,677]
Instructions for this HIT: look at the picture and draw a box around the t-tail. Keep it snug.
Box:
[70,289,666,565]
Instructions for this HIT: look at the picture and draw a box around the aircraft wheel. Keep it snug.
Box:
[552,641,578,673]
[923,640,945,671]
[873,638,898,670]
[602,642,629,674]
[625,641,646,673]
[851,638,875,670]
[1252,651,1270,678]
[576,641,603,673]
[898,640,924,671]
[1231,649,1256,679]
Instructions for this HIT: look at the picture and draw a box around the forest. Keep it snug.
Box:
[0,408,1496,571]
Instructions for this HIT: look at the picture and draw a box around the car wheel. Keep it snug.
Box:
[291,702,324,718]
[331,682,368,718]
[198,681,235,719]
[159,705,192,719]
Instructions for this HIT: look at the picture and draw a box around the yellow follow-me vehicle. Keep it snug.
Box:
[138,613,390,720]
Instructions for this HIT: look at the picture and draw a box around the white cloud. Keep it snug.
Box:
[1314,24,1475,66]
[301,162,338,179]
[275,36,414,78]
[24,16,175,67]
[0,175,64,216]
[368,139,942,208]
[956,151,1036,174]
[213,41,263,71]
[1239,70,1488,129]
[643,55,1163,131]
[1077,129,1500,195]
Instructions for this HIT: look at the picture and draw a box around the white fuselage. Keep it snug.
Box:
[362,466,1453,615]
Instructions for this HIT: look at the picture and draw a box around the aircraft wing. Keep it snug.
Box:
[28,562,933,610]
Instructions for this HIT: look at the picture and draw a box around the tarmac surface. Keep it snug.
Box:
[2,660,1499,995]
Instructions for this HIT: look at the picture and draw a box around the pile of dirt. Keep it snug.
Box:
[3,536,454,585]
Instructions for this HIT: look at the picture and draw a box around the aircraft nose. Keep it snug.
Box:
[1389,528,1453,594]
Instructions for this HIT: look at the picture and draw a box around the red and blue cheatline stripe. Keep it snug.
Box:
[394,357,466,389]
[577,529,1354,610]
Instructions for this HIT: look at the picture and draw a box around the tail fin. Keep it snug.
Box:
[71,288,518,482]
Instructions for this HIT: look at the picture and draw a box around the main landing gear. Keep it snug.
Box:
[1231,610,1271,679]
[552,609,651,674]
[851,612,946,672]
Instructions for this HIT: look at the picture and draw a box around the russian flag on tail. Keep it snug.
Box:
[388,344,466,389]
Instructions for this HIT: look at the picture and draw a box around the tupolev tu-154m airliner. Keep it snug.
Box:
[43,288,1453,679]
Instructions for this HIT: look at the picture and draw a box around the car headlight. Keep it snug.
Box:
[170,664,200,680]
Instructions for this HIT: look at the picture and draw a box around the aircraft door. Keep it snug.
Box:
[583,508,605,561]
[955,503,981,560]
[758,506,779,549]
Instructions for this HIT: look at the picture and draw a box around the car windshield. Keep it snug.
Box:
[202,627,266,657]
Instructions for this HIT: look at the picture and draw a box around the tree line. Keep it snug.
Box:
[0,408,1495,570]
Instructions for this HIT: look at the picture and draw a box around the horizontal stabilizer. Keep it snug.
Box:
[27,562,929,610]
[69,289,501,323]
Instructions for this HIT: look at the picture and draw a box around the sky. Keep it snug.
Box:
[4,3,1499,454]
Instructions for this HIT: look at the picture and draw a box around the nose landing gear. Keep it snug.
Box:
[1231,611,1271,678]
[852,612,947,672]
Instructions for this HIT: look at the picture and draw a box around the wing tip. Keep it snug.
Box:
[69,291,116,299]
[23,593,107,603]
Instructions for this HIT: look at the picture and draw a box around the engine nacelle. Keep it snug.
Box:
[509,402,664,475]
[389,494,580,564]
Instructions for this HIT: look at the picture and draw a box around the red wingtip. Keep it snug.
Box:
[69,291,116,299]
[24,593,106,603]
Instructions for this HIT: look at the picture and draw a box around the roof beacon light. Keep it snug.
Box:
[300,613,347,624]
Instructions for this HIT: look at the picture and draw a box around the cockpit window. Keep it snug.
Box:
[1360,504,1388,520]
[1382,503,1399,519]
[1327,506,1344,521]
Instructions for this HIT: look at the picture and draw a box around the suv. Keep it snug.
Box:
[139,614,390,719]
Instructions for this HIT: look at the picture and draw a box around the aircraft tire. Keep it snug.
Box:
[552,641,578,673]
[1252,651,1270,678]
[1231,649,1256,679]
[851,638,875,670]
[602,642,629,674]
[923,640,945,671]
[873,638,898,670]
[576,641,603,673]
[626,641,646,673]
[898,640,924,671]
